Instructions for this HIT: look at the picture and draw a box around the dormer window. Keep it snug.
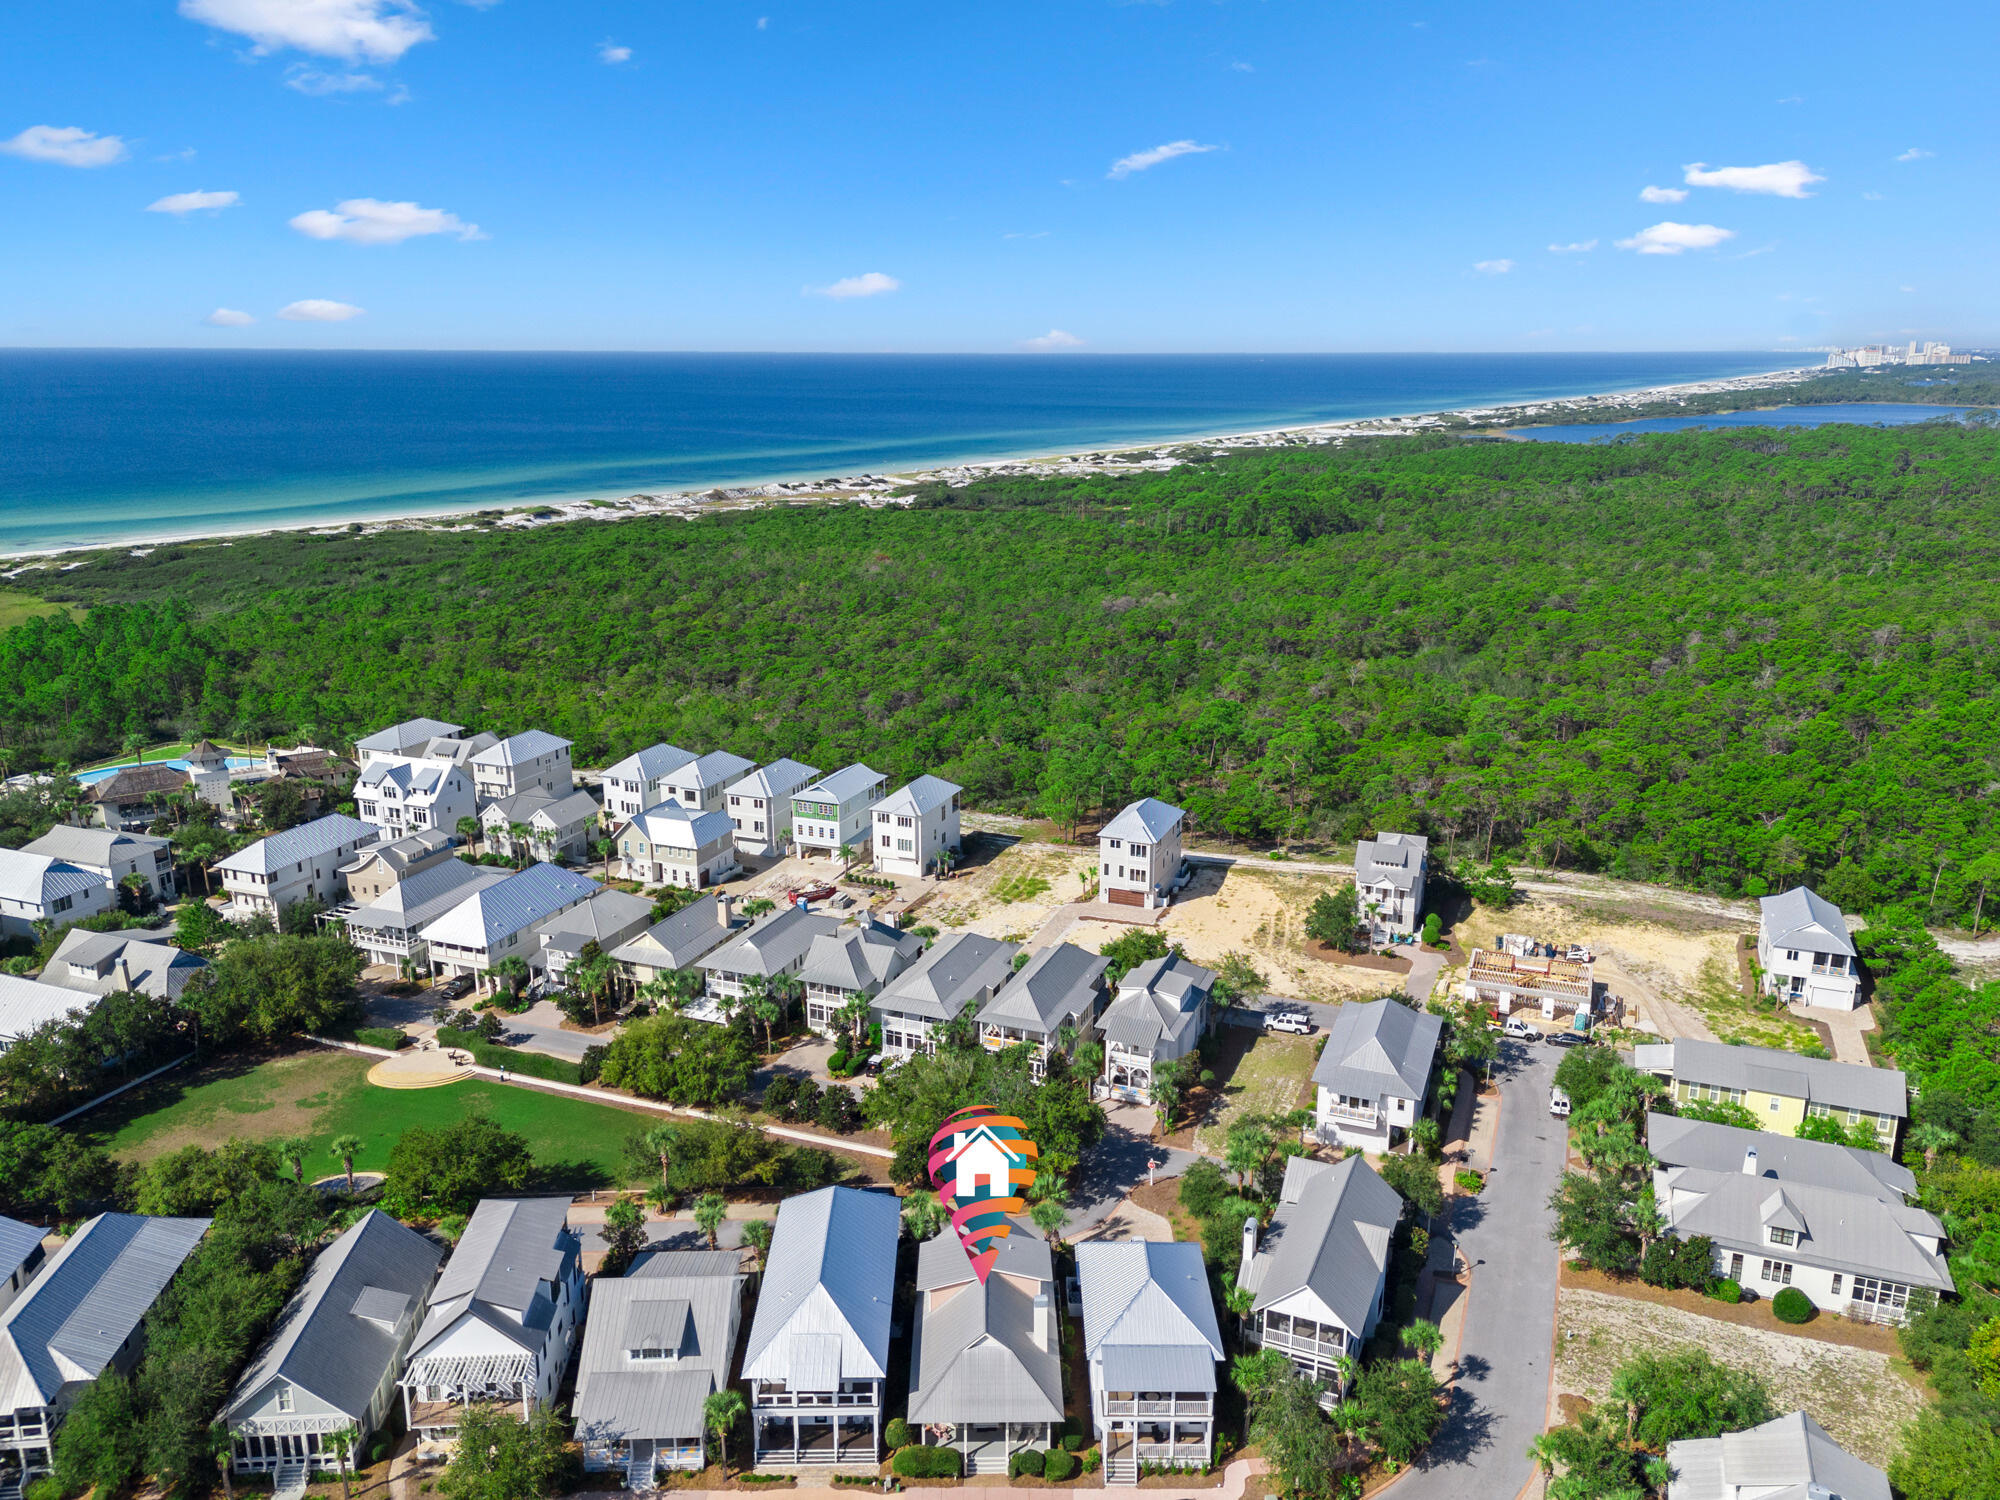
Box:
[629,1342,674,1362]
[1768,1227,1796,1247]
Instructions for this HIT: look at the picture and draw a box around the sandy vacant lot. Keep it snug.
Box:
[1159,865,1406,1004]
[925,839,1094,942]
[1190,1029,1320,1156]
[1553,1287,1917,1468]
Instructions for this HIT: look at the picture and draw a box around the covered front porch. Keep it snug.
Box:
[402,1352,536,1444]
[752,1411,878,1466]
[930,1421,1056,1477]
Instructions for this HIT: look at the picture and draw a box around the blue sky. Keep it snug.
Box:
[1,0,1992,352]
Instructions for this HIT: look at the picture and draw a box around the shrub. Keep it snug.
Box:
[1044,1450,1078,1482]
[367,1437,394,1466]
[1455,1169,1484,1193]
[816,1085,860,1133]
[26,1479,63,1500]
[1640,1235,1717,1292]
[436,1027,584,1085]
[1061,1434,1083,1453]
[1080,1449,1100,1475]
[883,1418,913,1451]
[1010,1449,1045,1477]
[1179,1158,1229,1220]
[891,1445,964,1479]
[763,1075,799,1116]
[579,1043,607,1084]
[1710,1278,1742,1304]
[353,1026,407,1050]
[827,1049,851,1075]
[790,1078,823,1122]
[1772,1287,1816,1324]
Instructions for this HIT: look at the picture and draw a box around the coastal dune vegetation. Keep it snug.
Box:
[4,420,2000,921]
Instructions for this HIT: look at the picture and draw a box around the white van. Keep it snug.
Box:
[1549,1086,1572,1118]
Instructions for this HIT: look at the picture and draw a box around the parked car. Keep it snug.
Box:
[864,1052,885,1075]
[1266,1011,1315,1035]
[1550,1086,1572,1117]
[1546,1031,1589,1048]
[437,975,473,1001]
[1503,1016,1537,1040]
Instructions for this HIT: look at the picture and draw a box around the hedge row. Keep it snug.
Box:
[891,1446,965,1479]
[436,1027,584,1085]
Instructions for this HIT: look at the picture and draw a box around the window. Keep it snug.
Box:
[276,1386,295,1414]
[1108,838,1122,850]
[876,812,889,825]
[1830,1274,1843,1298]
[1759,1259,1793,1285]
[1768,1227,1795,1247]
[897,839,913,853]
[879,835,891,849]
[1102,863,1110,875]
[1728,1253,1744,1281]
[1131,843,1148,857]
[1786,949,1799,962]
[1770,1098,1781,1111]
[1851,1277,1910,1313]
[896,815,913,828]
[53,894,73,914]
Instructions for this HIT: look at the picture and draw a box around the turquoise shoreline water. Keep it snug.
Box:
[1514,402,1974,441]
[0,351,1800,553]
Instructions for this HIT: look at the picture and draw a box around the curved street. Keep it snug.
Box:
[1394,1038,1566,1500]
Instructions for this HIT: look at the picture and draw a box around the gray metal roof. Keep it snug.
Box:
[1237,1154,1402,1329]
[1101,954,1214,1051]
[359,759,452,795]
[1658,1167,1951,1291]
[535,888,656,954]
[1100,1344,1218,1393]
[0,1212,210,1411]
[341,827,456,873]
[914,1221,1051,1292]
[1098,798,1184,844]
[873,775,962,820]
[603,743,697,785]
[0,1219,44,1280]
[797,921,921,995]
[740,1187,898,1385]
[0,973,93,1045]
[609,895,745,972]
[0,850,107,908]
[482,787,596,827]
[224,1210,443,1425]
[357,718,464,754]
[418,862,600,950]
[907,1246,1062,1425]
[620,801,735,850]
[1666,1410,1889,1500]
[731,759,821,799]
[1759,887,1857,959]
[1665,1039,1907,1118]
[1075,1240,1221,1380]
[470,730,573,768]
[629,1249,741,1280]
[793,763,886,806]
[41,929,209,1002]
[218,814,379,877]
[1646,1114,1915,1201]
[1311,1000,1443,1102]
[665,749,756,791]
[21,827,167,869]
[410,1199,578,1362]
[699,906,841,979]
[574,1258,740,1445]
[871,932,1017,1022]
[1354,831,1428,893]
[980,943,1109,1036]
[344,860,512,933]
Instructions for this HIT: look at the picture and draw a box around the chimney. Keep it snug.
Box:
[1742,1146,1759,1177]
[117,955,134,993]
[1033,1290,1050,1348]
[1242,1214,1259,1268]
[718,893,734,927]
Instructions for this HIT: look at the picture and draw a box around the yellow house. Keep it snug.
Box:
[1633,1038,1905,1146]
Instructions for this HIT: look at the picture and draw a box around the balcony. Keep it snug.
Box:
[1258,1326,1347,1362]
[1320,1101,1381,1126]
[1103,1396,1212,1418]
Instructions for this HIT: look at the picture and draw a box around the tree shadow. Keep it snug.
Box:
[1411,1375,1500,1469]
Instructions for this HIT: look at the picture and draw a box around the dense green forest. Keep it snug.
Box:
[7,419,2000,919]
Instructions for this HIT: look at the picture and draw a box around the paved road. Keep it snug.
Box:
[1066,1105,1197,1236]
[1394,1038,1566,1500]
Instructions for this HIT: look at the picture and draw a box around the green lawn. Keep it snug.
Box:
[77,1048,648,1190]
[0,588,84,633]
[75,737,254,772]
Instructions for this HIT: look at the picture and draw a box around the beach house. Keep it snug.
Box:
[790,764,889,864]
[468,731,574,806]
[354,758,475,842]
[798,918,924,1036]
[480,787,601,864]
[615,802,739,889]
[0,849,116,939]
[1665,1411,1889,1500]
[726,758,822,857]
[418,863,601,991]
[533,888,655,988]
[693,906,841,1023]
[1097,798,1186,909]
[215,813,380,923]
[1098,953,1215,1104]
[342,861,512,972]
[1353,832,1429,942]
[654,750,757,816]
[41,928,208,1003]
[354,718,468,769]
[871,932,1020,1060]
[870,776,962,878]
[0,1219,46,1319]
[1633,1038,1907,1147]
[607,894,746,989]
[601,743,699,823]
[976,942,1110,1078]
[1075,1239,1223,1485]
[1756,886,1864,1011]
[1309,998,1443,1151]
[77,764,191,832]
[21,826,176,902]
[338,828,459,904]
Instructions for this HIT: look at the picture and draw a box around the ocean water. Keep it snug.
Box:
[1515,401,1974,442]
[0,350,1801,553]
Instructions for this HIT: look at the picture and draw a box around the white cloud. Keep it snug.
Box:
[1861,191,1884,201]
[204,307,255,326]
[1472,259,1513,274]
[1020,329,1083,350]
[1107,139,1218,179]
[809,272,900,300]
[1900,285,1916,293]
[598,40,631,63]
[1230,60,1254,72]
[290,197,485,243]
[1615,221,1736,255]
[284,65,384,94]
[1639,184,1688,204]
[1681,160,1823,198]
[0,125,129,168]
[1003,230,1049,240]
[1775,94,1803,105]
[147,189,241,215]
[178,0,434,63]
[278,298,364,321]
[1896,147,1932,162]
[757,15,767,26]
[1547,239,1597,253]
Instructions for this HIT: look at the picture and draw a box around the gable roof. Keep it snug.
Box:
[574,1255,741,1445]
[730,759,822,799]
[342,827,457,873]
[410,1199,577,1361]
[1759,886,1857,959]
[793,764,885,806]
[1075,1240,1222,1368]
[1238,1155,1402,1329]
[1312,999,1443,1102]
[1646,1113,1915,1201]
[1102,953,1214,1051]
[664,749,756,791]
[0,850,106,908]
[1666,1410,1889,1500]
[418,863,599,949]
[603,743,697,786]
[0,973,94,1044]
[1664,1039,1906,1118]
[86,764,191,803]
[1099,798,1184,844]
[874,775,962,820]
[356,719,465,755]
[699,906,841,978]
[21,826,167,869]
[358,758,456,796]
[870,932,1016,1021]
[217,814,378,877]
[609,894,746,972]
[915,1222,1053,1292]
[469,730,573,769]
[224,1210,442,1425]
[535,888,656,954]
[1354,831,1428,892]
[42,929,209,1002]
[0,1212,209,1410]
[908,1237,1061,1425]
[1659,1168,1950,1291]
[345,861,513,933]
[0,1219,44,1280]
[980,942,1109,1035]
[621,801,734,850]
[798,922,921,994]
[740,1188,897,1387]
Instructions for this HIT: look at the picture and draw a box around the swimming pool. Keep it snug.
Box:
[75,755,257,784]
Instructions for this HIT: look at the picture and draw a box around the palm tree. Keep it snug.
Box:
[837,840,857,874]
[640,1124,680,1180]
[1525,1432,1563,1484]
[902,1193,950,1241]
[456,815,482,857]
[769,973,805,1040]
[704,1388,746,1475]
[747,988,783,1055]
[572,952,618,1026]
[1030,1196,1067,1244]
[506,821,533,868]
[491,954,530,1002]
[596,834,617,884]
[276,1135,310,1185]
[833,989,872,1052]
[645,1179,678,1218]
[1908,1121,1960,1171]
[694,1193,728,1249]
[327,1424,359,1500]
[742,1217,774,1270]
[330,1134,364,1195]
[1403,1318,1443,1362]
[207,1422,237,1500]
[1409,1117,1442,1161]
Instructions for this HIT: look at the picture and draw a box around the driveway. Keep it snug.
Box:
[1066,1103,1197,1237]
[504,999,603,1063]
[1394,1038,1566,1500]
